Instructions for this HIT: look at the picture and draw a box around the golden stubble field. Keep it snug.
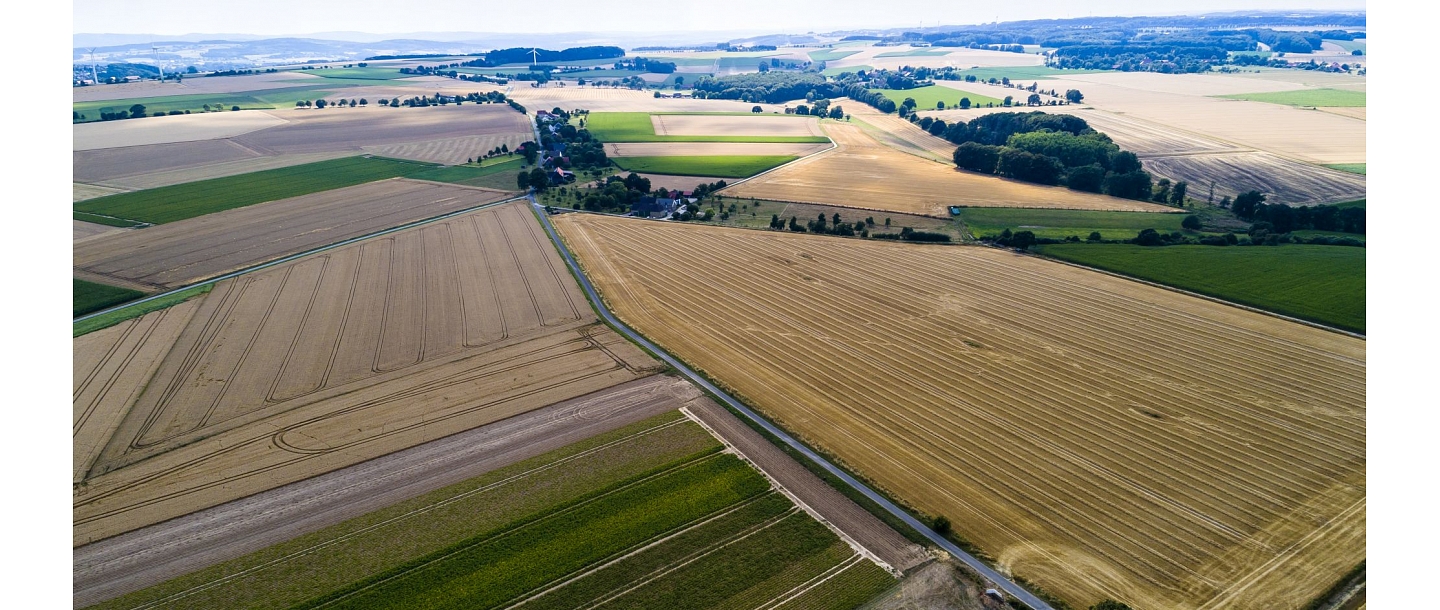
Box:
[555,214,1365,610]
[722,121,1175,216]
[73,202,661,544]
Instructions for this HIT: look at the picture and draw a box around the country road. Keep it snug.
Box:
[528,195,1055,610]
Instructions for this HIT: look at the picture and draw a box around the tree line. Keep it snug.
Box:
[943,112,1156,200]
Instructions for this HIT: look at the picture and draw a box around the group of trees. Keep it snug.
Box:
[792,98,846,119]
[944,112,1155,200]
[475,46,625,67]
[1230,191,1366,234]
[612,57,677,73]
[536,107,607,169]
[296,98,367,108]
[92,102,239,122]
[690,72,831,103]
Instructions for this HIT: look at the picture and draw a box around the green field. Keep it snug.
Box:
[73,211,144,228]
[876,85,1006,111]
[1034,243,1365,332]
[74,156,434,224]
[823,65,874,77]
[73,86,336,121]
[410,156,527,187]
[91,412,893,610]
[959,207,1188,241]
[953,66,1110,81]
[1326,163,1366,175]
[808,49,861,62]
[74,284,212,336]
[73,279,145,317]
[611,155,798,178]
[1219,88,1366,107]
[876,49,952,57]
[1329,39,1367,53]
[585,112,829,143]
[299,66,412,80]
[1333,198,1366,209]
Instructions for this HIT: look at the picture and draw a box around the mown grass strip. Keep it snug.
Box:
[1034,243,1365,333]
[611,155,798,178]
[74,156,435,224]
[1218,88,1366,108]
[586,112,829,143]
[74,284,211,337]
[298,455,768,610]
[73,278,146,317]
[959,207,1187,241]
[1326,163,1366,175]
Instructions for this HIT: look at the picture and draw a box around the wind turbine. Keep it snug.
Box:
[87,48,99,84]
[530,48,540,67]
[153,45,165,80]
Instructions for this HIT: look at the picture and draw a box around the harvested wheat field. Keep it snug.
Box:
[362,132,529,165]
[75,139,267,184]
[848,103,962,162]
[651,114,824,137]
[91,151,353,190]
[723,121,1174,215]
[73,183,127,202]
[73,202,660,544]
[603,142,829,157]
[556,214,1365,610]
[1320,106,1366,120]
[233,104,531,155]
[71,72,319,102]
[74,111,288,151]
[73,179,513,289]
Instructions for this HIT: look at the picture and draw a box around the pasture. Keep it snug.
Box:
[1219,88,1367,107]
[611,155,798,178]
[808,49,861,62]
[73,156,432,224]
[73,86,334,122]
[86,412,893,610]
[723,122,1174,215]
[1034,243,1366,332]
[73,179,512,289]
[73,202,660,543]
[958,207,1188,241]
[73,279,145,317]
[875,85,1005,110]
[1327,163,1367,175]
[556,214,1366,610]
[587,112,829,143]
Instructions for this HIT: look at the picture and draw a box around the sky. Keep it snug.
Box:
[74,0,1365,36]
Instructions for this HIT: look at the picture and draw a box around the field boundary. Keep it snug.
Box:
[529,196,1054,610]
[73,194,526,326]
[1023,246,1366,339]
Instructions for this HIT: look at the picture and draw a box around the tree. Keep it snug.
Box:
[901,97,916,112]
[1002,95,1013,106]
[231,105,240,111]
[1134,228,1164,246]
[516,171,531,189]
[315,99,327,109]
[932,516,952,536]
[1170,181,1188,205]
[751,105,763,113]
[1182,215,1202,230]
[359,98,368,106]
[936,100,945,110]
[1065,89,1084,103]
[1026,93,1042,106]
[829,105,844,119]
[529,168,552,191]
[129,104,147,118]
[757,62,769,73]
[958,97,971,109]
[1010,230,1037,250]
[1087,231,1103,242]
[1089,601,1133,610]
[770,214,782,229]
[1232,190,1267,218]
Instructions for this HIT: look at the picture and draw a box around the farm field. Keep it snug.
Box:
[876,48,953,57]
[407,155,527,184]
[808,49,860,62]
[1320,106,1366,120]
[73,219,128,241]
[72,202,663,543]
[611,155,798,178]
[299,66,413,80]
[71,72,322,102]
[73,179,513,290]
[555,214,1366,610]
[825,46,1044,71]
[875,85,1005,110]
[846,105,960,162]
[1219,88,1366,107]
[587,112,829,143]
[73,111,287,150]
[722,121,1175,215]
[1035,243,1366,332]
[604,142,827,158]
[695,196,964,238]
[507,87,782,114]
[955,66,1111,81]
[74,156,433,224]
[73,279,145,317]
[822,64,873,77]
[957,207,1190,241]
[87,151,354,190]
[79,406,898,610]
[1328,163,1367,175]
[72,87,331,123]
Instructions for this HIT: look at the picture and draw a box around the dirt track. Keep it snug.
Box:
[73,179,513,289]
[72,375,690,607]
[73,202,660,543]
[556,214,1365,609]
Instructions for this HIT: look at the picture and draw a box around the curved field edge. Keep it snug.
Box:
[1033,243,1365,333]
[73,284,212,337]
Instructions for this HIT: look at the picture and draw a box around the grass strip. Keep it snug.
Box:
[958,207,1187,241]
[611,155,797,178]
[74,156,435,224]
[1218,88,1366,107]
[73,279,146,317]
[73,211,144,228]
[876,85,1006,110]
[1325,163,1366,175]
[74,284,211,337]
[298,455,769,610]
[1034,243,1365,333]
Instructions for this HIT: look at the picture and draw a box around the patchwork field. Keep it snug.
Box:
[71,72,321,102]
[846,105,961,162]
[508,87,784,114]
[73,179,513,289]
[611,155,799,178]
[73,202,662,544]
[1035,243,1366,332]
[90,151,354,191]
[73,279,145,317]
[74,156,434,224]
[555,214,1366,610]
[722,121,1174,215]
[588,112,829,143]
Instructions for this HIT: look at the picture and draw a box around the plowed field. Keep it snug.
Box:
[73,202,661,544]
[555,214,1366,610]
[721,122,1174,216]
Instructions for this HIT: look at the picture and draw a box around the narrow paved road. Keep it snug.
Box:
[528,197,1054,610]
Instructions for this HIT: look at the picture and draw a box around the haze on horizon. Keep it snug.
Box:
[75,0,1365,38]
